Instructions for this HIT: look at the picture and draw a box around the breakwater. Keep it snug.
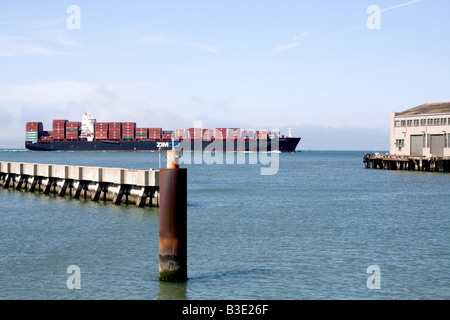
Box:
[0,161,159,207]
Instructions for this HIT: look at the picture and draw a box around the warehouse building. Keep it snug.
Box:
[390,102,450,157]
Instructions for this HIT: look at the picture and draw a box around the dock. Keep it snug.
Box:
[364,154,450,172]
[0,161,159,207]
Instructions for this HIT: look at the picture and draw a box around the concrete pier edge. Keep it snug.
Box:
[0,161,160,207]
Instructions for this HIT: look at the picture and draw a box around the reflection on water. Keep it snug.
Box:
[158,281,188,300]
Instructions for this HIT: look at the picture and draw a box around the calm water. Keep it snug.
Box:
[0,150,448,300]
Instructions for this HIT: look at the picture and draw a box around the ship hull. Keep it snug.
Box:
[25,138,301,152]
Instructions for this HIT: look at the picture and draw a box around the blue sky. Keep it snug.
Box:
[1,0,449,150]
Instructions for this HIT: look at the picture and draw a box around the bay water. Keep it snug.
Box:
[0,150,448,300]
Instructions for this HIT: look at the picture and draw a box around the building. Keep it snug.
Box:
[390,102,450,157]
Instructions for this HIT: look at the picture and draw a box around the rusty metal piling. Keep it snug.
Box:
[159,150,187,282]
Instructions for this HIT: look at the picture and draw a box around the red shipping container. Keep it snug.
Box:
[109,122,122,129]
[95,122,109,128]
[95,131,108,140]
[256,130,268,139]
[202,129,214,141]
[53,120,67,128]
[175,129,188,140]
[188,128,202,140]
[66,121,81,127]
[26,122,44,132]
[136,128,148,139]
[148,129,162,138]
[215,128,227,140]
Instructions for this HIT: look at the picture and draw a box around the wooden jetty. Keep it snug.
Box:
[364,153,450,172]
[0,161,159,207]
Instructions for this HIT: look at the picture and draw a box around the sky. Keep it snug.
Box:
[1,0,449,150]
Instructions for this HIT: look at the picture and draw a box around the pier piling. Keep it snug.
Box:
[159,150,188,282]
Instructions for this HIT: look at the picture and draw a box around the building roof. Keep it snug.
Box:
[397,102,450,116]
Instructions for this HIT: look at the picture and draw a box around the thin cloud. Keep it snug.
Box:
[0,35,65,56]
[0,81,97,104]
[187,41,219,53]
[325,24,365,39]
[326,0,421,39]
[293,31,313,41]
[0,19,83,57]
[273,42,302,52]
[140,33,219,53]
[54,32,83,48]
[382,0,420,12]
[273,31,311,52]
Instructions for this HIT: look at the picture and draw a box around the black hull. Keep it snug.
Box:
[25,138,301,152]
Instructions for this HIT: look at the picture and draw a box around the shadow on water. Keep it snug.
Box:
[187,202,201,208]
[156,268,273,300]
[188,268,273,282]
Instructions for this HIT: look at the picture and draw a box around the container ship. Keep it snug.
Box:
[25,113,301,152]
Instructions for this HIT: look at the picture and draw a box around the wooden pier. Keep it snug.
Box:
[364,154,450,172]
[0,161,159,207]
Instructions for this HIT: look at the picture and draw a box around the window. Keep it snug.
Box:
[428,119,433,126]
[407,120,412,127]
[414,119,419,127]
[427,134,430,148]
[443,118,448,125]
[401,120,406,127]
[434,118,439,126]
[395,120,400,127]
[421,119,426,126]
[396,139,405,148]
